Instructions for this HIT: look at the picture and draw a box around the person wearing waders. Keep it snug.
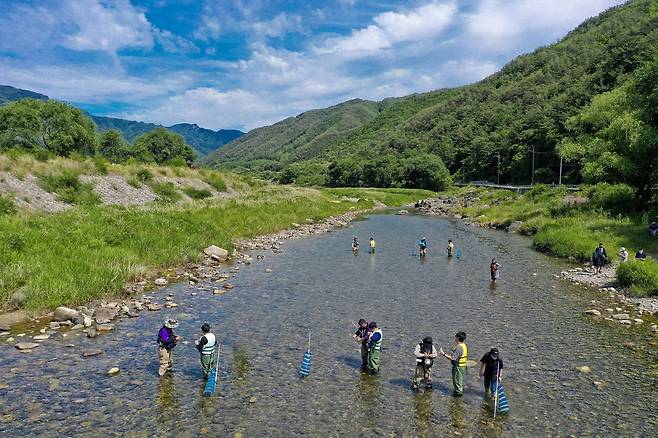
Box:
[440,331,468,396]
[490,259,500,281]
[412,337,438,390]
[352,318,370,371]
[447,239,454,257]
[419,237,428,257]
[367,322,382,375]
[369,237,377,254]
[479,347,503,397]
[157,318,181,376]
[195,323,217,380]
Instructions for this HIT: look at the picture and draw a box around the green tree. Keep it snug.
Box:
[132,128,196,165]
[0,99,98,156]
[559,59,658,203]
[400,152,452,191]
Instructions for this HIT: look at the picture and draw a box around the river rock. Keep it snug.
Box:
[634,318,644,324]
[134,302,144,311]
[223,283,235,290]
[164,302,178,308]
[93,307,117,324]
[71,324,84,330]
[619,320,632,325]
[107,367,120,376]
[204,245,229,261]
[265,268,273,273]
[82,349,103,357]
[53,306,79,322]
[146,304,162,311]
[154,278,168,286]
[87,327,97,338]
[49,322,61,330]
[33,334,50,341]
[612,313,630,320]
[96,324,114,332]
[0,324,10,332]
[5,337,14,343]
[585,309,601,316]
[213,289,225,295]
[15,342,39,350]
[576,366,591,373]
[507,221,523,233]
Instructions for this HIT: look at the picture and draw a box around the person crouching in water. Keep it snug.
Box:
[419,237,428,257]
[447,239,454,257]
[367,322,382,374]
[157,318,181,376]
[479,347,503,397]
[195,323,217,380]
[412,336,438,390]
[352,236,360,252]
[352,318,370,371]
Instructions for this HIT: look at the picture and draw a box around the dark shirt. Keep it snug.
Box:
[354,325,370,344]
[650,224,657,232]
[595,247,607,258]
[480,352,504,378]
[419,239,427,248]
[636,251,647,259]
[196,335,208,353]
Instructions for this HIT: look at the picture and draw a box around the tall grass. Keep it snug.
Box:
[323,187,436,206]
[0,185,434,310]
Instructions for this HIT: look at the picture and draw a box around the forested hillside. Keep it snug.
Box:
[0,85,244,156]
[209,0,658,193]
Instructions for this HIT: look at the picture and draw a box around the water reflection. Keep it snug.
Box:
[413,391,433,437]
[355,371,381,430]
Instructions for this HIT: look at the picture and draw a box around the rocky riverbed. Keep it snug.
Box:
[0,207,368,349]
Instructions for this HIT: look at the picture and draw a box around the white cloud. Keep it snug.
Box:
[251,13,305,38]
[318,1,457,56]
[466,0,625,49]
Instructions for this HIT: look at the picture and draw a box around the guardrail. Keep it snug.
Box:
[455,182,580,193]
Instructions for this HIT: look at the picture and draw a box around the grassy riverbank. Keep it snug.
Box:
[443,185,658,297]
[0,178,432,310]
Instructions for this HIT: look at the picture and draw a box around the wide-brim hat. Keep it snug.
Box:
[422,336,432,344]
[164,318,179,329]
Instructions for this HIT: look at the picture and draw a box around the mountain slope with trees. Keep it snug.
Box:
[0,85,243,156]
[208,0,658,197]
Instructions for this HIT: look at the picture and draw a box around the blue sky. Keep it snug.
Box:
[0,0,625,131]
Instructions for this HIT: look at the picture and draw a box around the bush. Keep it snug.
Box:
[617,260,658,296]
[201,172,227,192]
[38,171,101,206]
[587,183,637,211]
[93,156,109,174]
[126,175,141,188]
[135,168,153,183]
[182,186,213,200]
[150,182,182,203]
[0,195,16,216]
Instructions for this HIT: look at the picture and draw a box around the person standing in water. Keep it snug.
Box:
[440,331,468,396]
[352,236,360,252]
[490,259,500,281]
[157,318,181,376]
[479,347,503,397]
[412,336,438,390]
[369,237,377,254]
[447,240,454,257]
[419,237,428,257]
[367,321,382,374]
[195,323,217,380]
[352,319,370,371]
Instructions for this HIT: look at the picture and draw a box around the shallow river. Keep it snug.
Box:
[1,214,657,437]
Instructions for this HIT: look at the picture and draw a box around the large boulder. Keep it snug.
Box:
[93,307,118,324]
[204,245,229,261]
[53,306,80,322]
[507,221,524,233]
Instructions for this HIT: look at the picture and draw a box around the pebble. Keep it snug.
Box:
[154,278,168,286]
[619,320,632,325]
[164,302,178,308]
[15,342,40,350]
[108,367,120,376]
[82,349,103,357]
[265,268,273,273]
[96,324,115,332]
[213,289,225,295]
[5,337,14,343]
[576,366,591,373]
[612,313,630,320]
[650,324,657,333]
[33,334,50,341]
[634,318,644,324]
[146,304,162,311]
[593,381,605,389]
[249,396,257,404]
[87,327,97,338]
[191,292,197,296]
[223,283,235,290]
[49,322,61,330]
[605,308,613,313]
[584,309,601,316]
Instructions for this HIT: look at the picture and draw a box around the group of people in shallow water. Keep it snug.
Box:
[353,321,503,397]
[156,319,218,379]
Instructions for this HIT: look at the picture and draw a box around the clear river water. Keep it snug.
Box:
[0,213,656,437]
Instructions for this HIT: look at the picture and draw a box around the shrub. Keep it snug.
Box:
[126,175,141,188]
[93,156,109,174]
[0,195,16,216]
[617,260,658,297]
[201,172,227,192]
[587,183,637,211]
[182,186,213,200]
[38,170,100,206]
[135,168,153,183]
[150,182,182,203]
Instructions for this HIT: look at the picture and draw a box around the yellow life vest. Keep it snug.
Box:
[453,342,468,367]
